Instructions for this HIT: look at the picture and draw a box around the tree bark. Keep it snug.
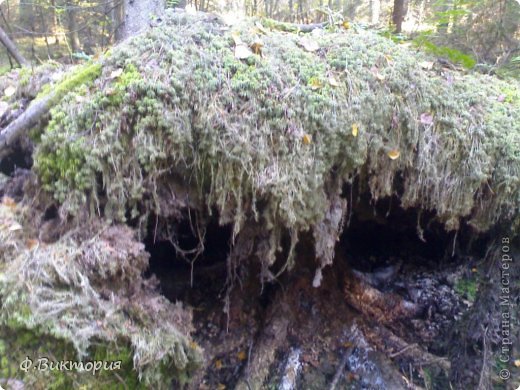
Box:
[116,0,165,42]
[0,26,29,67]
[370,0,381,25]
[66,1,81,52]
[392,0,408,33]
[0,96,53,160]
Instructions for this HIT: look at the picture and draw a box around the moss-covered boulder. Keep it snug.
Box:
[0,9,518,388]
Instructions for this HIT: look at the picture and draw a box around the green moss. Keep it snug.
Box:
[32,10,519,268]
[455,276,478,302]
[36,61,102,100]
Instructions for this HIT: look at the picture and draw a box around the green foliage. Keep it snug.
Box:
[413,33,476,69]
[455,275,478,301]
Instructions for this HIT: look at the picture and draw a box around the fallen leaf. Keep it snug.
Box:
[299,37,319,52]
[235,44,253,60]
[4,86,16,97]
[303,134,312,145]
[375,72,385,81]
[387,149,400,160]
[514,359,520,367]
[309,78,322,90]
[419,61,434,70]
[255,21,269,34]
[420,112,434,125]
[109,68,123,79]
[231,31,242,45]
[217,384,226,390]
[215,359,223,369]
[471,268,477,273]
[9,222,22,231]
[2,196,16,208]
[342,20,350,29]
[328,76,340,87]
[250,38,264,55]
[26,239,39,250]
[237,350,247,361]
[351,123,359,137]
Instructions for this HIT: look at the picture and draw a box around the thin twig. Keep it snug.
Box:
[329,348,352,390]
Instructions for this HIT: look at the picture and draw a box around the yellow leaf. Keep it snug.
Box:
[352,123,359,137]
[250,38,264,55]
[4,86,16,98]
[302,134,312,145]
[109,68,123,79]
[328,76,340,87]
[309,78,322,90]
[299,37,319,52]
[237,350,247,361]
[387,149,400,160]
[342,21,350,29]
[215,359,223,369]
[235,44,253,60]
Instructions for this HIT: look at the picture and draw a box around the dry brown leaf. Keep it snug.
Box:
[250,38,264,55]
[26,239,39,250]
[237,350,247,361]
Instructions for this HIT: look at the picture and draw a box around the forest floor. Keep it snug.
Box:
[146,209,497,390]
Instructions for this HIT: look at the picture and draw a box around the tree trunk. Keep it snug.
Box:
[370,0,381,25]
[66,1,81,52]
[116,0,165,42]
[392,0,408,33]
[0,26,29,67]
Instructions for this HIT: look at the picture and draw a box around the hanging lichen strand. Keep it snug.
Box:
[34,11,519,250]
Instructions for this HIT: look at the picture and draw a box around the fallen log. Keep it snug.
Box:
[344,266,422,324]
[0,26,28,67]
[0,62,101,160]
[354,319,451,372]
